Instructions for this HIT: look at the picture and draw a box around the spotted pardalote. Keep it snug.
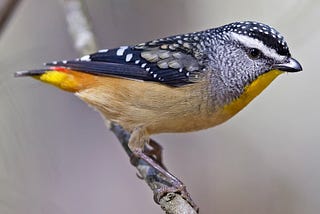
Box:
[16,21,302,154]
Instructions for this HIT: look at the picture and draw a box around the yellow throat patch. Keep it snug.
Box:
[223,69,283,116]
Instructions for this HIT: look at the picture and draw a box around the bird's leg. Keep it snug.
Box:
[128,127,196,208]
[129,127,184,186]
[133,148,198,208]
[144,139,166,170]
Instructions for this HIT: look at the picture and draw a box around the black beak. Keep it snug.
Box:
[272,57,302,72]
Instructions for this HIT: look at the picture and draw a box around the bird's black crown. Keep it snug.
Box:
[213,21,290,57]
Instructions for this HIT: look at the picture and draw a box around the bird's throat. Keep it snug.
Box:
[222,69,283,117]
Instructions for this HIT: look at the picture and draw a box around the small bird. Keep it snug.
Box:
[15,21,302,173]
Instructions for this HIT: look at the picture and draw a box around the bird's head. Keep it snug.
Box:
[205,21,302,106]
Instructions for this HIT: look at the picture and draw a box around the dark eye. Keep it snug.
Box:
[248,48,261,59]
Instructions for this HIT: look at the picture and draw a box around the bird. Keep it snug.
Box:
[15,21,302,182]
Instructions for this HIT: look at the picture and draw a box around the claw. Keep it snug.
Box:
[132,148,199,212]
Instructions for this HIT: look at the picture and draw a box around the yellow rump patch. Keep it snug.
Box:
[38,71,79,92]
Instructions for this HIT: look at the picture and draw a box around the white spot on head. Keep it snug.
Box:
[116,46,128,56]
[125,53,133,62]
[80,55,91,61]
[98,49,109,53]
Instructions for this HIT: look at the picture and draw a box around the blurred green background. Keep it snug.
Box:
[0,0,318,213]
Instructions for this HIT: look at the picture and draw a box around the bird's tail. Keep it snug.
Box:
[14,67,97,92]
[14,69,47,77]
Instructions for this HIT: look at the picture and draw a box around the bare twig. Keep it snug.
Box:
[61,0,98,54]
[0,0,21,36]
[60,1,198,213]
[110,124,198,213]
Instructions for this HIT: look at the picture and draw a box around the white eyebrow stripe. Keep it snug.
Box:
[230,32,285,61]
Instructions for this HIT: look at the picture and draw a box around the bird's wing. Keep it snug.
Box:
[46,34,207,87]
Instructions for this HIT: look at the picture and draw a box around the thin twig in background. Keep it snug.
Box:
[61,0,98,54]
[0,0,21,36]
[60,0,198,213]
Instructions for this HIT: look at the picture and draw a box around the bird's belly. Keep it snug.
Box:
[145,109,230,134]
[75,76,227,134]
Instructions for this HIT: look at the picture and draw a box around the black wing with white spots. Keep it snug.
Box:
[46,35,206,87]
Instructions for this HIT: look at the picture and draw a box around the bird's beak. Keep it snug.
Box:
[272,57,302,72]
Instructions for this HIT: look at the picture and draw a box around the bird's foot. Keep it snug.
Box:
[132,148,199,212]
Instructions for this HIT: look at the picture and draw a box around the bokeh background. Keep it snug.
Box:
[0,0,318,213]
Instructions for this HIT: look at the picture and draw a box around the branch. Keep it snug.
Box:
[60,1,198,213]
[0,0,21,36]
[110,124,198,213]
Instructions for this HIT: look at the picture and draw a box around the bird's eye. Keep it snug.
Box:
[248,48,261,59]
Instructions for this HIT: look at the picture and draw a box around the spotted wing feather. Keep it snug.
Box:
[46,35,206,87]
